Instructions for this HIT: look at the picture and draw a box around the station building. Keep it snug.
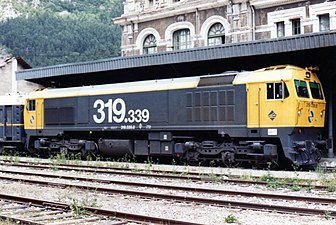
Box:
[113,0,336,56]
[15,0,336,158]
[0,54,42,95]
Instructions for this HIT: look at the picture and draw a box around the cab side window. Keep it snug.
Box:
[294,80,309,98]
[28,100,36,111]
[309,82,324,99]
[266,82,289,100]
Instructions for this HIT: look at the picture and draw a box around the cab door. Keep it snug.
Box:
[259,81,296,128]
[24,99,44,131]
[247,83,261,129]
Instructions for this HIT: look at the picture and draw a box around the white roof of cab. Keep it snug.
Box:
[233,65,304,84]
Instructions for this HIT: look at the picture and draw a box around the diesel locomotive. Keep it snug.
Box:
[0,65,327,168]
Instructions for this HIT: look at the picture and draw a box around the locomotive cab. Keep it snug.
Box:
[235,65,326,167]
[241,65,325,128]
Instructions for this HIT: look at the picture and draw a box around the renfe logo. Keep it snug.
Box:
[308,110,314,123]
[30,115,35,125]
[268,110,277,121]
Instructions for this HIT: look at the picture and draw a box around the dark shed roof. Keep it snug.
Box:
[16,31,336,86]
[16,56,32,69]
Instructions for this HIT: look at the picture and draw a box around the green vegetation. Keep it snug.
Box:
[260,173,284,189]
[0,0,123,67]
[56,188,99,217]
[324,211,332,220]
[259,172,306,191]
[67,193,98,217]
[224,214,239,223]
[0,218,16,225]
[317,167,336,192]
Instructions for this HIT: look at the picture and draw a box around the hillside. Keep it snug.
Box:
[0,0,123,67]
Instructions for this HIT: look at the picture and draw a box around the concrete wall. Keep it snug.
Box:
[0,57,13,95]
[0,57,42,95]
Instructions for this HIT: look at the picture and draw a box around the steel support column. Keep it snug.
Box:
[328,75,334,158]
[328,85,334,158]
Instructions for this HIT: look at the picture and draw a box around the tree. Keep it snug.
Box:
[0,0,123,67]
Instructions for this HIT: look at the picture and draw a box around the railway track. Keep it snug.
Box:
[0,167,334,205]
[0,193,115,225]
[0,166,335,218]
[0,159,329,190]
[0,193,201,225]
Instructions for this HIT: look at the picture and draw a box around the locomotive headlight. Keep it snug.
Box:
[320,109,325,117]
[298,107,303,116]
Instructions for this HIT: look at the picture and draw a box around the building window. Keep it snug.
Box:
[319,14,330,31]
[276,22,285,37]
[143,34,157,54]
[291,19,301,35]
[208,23,225,46]
[148,0,153,7]
[173,29,191,50]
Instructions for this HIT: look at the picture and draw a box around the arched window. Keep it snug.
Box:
[208,23,225,46]
[143,34,157,54]
[173,29,191,50]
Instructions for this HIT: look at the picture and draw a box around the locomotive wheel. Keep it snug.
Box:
[0,146,5,154]
[221,151,241,167]
[181,150,201,166]
[313,149,322,162]
[81,144,98,160]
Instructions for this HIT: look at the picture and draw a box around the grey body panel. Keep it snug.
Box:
[39,84,248,136]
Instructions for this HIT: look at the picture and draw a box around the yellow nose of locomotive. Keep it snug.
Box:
[294,68,325,128]
[239,65,326,129]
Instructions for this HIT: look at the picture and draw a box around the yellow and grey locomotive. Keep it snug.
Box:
[1,65,327,168]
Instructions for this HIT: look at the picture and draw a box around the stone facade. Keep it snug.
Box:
[0,56,42,95]
[114,0,336,57]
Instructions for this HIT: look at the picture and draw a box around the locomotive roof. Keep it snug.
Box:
[26,65,316,99]
[0,94,26,106]
[28,71,245,99]
[233,65,319,84]
[27,76,202,99]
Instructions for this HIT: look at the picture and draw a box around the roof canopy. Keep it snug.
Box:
[16,31,336,87]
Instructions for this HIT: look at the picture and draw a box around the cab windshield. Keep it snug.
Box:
[309,82,324,99]
[294,80,309,98]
